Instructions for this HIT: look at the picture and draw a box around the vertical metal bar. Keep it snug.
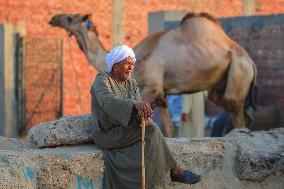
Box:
[59,39,64,117]
[15,34,26,135]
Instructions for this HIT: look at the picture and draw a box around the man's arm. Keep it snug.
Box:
[93,73,134,127]
[131,79,153,121]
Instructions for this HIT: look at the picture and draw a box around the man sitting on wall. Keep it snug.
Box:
[90,45,201,189]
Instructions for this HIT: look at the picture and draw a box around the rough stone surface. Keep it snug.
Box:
[28,115,94,148]
[228,128,284,181]
[0,136,34,150]
[0,117,282,188]
[0,146,104,189]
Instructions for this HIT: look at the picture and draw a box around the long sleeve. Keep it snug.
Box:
[93,73,135,127]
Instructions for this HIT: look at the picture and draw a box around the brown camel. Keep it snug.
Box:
[49,13,257,137]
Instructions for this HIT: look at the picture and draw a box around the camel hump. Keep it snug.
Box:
[134,31,166,61]
[180,12,221,26]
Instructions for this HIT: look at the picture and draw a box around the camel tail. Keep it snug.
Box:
[247,63,257,110]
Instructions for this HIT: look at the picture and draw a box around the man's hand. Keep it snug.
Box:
[181,113,189,122]
[134,102,153,120]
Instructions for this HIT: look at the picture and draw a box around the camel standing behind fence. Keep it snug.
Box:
[49,12,257,137]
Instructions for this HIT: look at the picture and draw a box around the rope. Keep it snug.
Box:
[68,38,83,114]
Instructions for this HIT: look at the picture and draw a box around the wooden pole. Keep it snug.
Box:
[141,116,146,189]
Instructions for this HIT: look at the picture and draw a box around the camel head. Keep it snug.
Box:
[49,13,108,71]
[49,13,93,37]
[49,13,100,53]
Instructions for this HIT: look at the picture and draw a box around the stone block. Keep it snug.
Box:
[28,115,94,148]
[0,146,104,189]
[0,136,33,150]
[228,128,284,181]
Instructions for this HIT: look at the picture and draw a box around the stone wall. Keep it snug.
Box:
[1,115,282,188]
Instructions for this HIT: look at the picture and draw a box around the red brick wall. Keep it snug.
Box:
[24,37,62,129]
[0,0,112,119]
[0,0,283,128]
[256,0,284,13]
[123,0,244,47]
[123,0,284,48]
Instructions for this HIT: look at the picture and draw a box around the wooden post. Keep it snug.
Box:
[112,0,124,47]
[141,116,146,189]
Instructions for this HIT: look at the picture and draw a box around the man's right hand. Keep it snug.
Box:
[134,102,153,120]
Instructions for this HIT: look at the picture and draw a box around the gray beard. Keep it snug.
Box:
[123,73,132,81]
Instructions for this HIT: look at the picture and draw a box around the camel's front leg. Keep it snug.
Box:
[159,106,173,137]
[142,88,174,137]
[147,96,174,137]
[139,63,173,137]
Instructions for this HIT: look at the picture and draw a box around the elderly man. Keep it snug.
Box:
[90,45,201,189]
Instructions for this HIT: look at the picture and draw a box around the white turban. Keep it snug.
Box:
[105,45,136,71]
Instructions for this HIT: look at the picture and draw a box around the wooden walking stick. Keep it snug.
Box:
[141,115,146,189]
[141,102,158,189]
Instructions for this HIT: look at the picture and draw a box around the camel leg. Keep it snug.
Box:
[229,105,246,129]
[209,90,245,129]
[140,63,174,137]
[222,85,247,129]
[159,106,174,137]
[141,87,173,137]
[222,51,254,129]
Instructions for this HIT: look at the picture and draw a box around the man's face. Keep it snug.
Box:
[112,57,135,81]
